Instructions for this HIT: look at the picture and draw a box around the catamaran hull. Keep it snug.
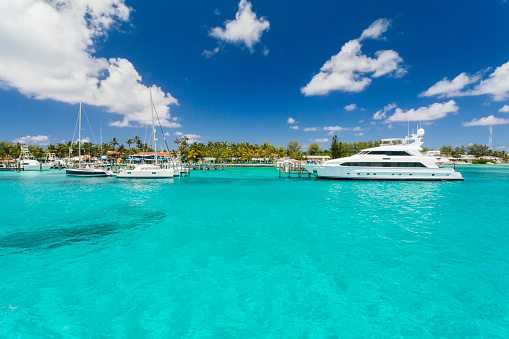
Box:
[303,165,464,181]
[116,169,175,178]
[66,169,111,177]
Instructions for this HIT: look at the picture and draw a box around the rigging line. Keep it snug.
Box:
[152,101,171,153]
[143,123,148,153]
[81,105,97,145]
[70,110,79,157]
[71,110,79,143]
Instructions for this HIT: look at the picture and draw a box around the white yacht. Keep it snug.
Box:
[17,144,52,171]
[303,128,463,181]
[116,91,174,179]
[66,103,112,177]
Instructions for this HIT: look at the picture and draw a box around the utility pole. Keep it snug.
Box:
[489,124,493,150]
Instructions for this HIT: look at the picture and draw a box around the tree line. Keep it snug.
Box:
[439,144,507,159]
[2,136,505,162]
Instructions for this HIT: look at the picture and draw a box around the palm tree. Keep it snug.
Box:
[117,144,126,155]
[133,136,142,150]
[125,138,134,150]
[109,137,118,150]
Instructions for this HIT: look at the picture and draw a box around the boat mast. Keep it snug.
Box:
[150,90,157,166]
[78,102,82,169]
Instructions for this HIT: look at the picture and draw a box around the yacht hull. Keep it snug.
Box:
[303,165,464,181]
[66,168,111,177]
[20,164,52,171]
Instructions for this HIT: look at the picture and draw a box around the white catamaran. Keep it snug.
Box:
[66,103,112,177]
[116,91,175,179]
[303,128,464,181]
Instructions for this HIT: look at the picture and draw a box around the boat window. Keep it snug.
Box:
[386,151,411,156]
[340,161,427,167]
[365,150,411,156]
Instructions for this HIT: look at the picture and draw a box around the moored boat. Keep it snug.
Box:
[116,90,174,179]
[66,103,112,177]
[303,128,464,181]
[17,144,52,171]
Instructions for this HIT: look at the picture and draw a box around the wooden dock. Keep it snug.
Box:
[278,162,312,178]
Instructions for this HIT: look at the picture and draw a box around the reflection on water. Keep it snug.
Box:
[0,206,164,253]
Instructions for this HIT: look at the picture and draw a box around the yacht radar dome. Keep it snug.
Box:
[417,128,425,136]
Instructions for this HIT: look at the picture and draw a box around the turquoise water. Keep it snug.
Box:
[1,166,508,337]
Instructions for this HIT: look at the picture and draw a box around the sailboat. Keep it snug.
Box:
[116,91,175,179]
[66,103,112,177]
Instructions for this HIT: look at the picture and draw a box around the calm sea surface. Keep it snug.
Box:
[1,166,508,338]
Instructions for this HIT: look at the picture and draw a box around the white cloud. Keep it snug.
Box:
[385,100,459,123]
[208,0,269,51]
[287,117,297,124]
[183,134,201,143]
[344,104,358,111]
[290,125,299,130]
[359,18,391,41]
[13,135,51,145]
[214,9,221,15]
[373,103,397,120]
[314,138,329,143]
[473,62,509,101]
[500,105,509,113]
[202,46,221,58]
[301,18,406,96]
[323,126,346,135]
[0,0,178,128]
[164,132,171,136]
[262,46,269,56]
[419,73,480,98]
[303,127,320,132]
[421,61,509,101]
[463,115,509,127]
[172,132,200,143]
[355,132,364,137]
[322,125,362,135]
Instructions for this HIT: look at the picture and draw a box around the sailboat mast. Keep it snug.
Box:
[150,90,157,166]
[78,102,82,169]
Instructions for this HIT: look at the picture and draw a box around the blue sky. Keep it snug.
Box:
[1,0,509,151]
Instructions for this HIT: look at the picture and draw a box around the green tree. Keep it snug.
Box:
[118,144,126,155]
[330,135,340,159]
[307,142,320,155]
[440,145,454,155]
[125,138,134,151]
[467,144,491,157]
[109,137,118,150]
[133,136,142,150]
[287,140,302,155]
